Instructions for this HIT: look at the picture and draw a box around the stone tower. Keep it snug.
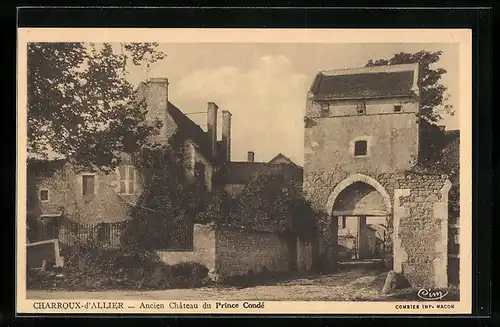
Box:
[304,63,452,288]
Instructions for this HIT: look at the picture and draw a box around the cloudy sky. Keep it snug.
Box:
[125,43,459,166]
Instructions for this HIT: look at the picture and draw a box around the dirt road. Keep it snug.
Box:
[28,266,394,301]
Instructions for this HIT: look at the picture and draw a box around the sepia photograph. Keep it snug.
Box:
[16,29,472,314]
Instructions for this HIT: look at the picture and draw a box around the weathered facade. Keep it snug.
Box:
[303,63,455,288]
[27,78,229,246]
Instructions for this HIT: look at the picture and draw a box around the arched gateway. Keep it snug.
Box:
[326,174,392,261]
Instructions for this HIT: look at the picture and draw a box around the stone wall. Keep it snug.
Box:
[393,173,451,288]
[31,162,134,224]
[157,224,216,271]
[157,224,306,278]
[304,111,420,175]
[214,225,291,277]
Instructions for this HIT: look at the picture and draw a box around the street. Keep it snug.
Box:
[28,266,397,301]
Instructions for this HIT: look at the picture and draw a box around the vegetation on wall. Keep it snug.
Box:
[126,130,206,250]
[27,42,166,171]
[196,174,323,242]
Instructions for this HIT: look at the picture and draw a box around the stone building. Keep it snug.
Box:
[303,63,455,288]
[28,77,302,253]
[27,78,230,248]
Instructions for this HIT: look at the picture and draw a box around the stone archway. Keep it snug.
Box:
[325,174,392,262]
[326,173,392,216]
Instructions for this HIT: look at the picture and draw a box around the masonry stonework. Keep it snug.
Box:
[302,64,453,287]
[214,225,290,277]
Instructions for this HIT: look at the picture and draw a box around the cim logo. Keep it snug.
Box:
[417,288,449,300]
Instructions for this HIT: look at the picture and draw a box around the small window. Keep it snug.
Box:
[454,233,460,245]
[341,216,347,229]
[354,140,368,156]
[118,166,136,195]
[356,101,366,114]
[39,189,49,202]
[82,175,95,197]
[394,105,402,112]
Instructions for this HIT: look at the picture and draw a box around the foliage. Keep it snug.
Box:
[127,130,206,249]
[26,245,210,291]
[27,42,166,171]
[366,50,454,123]
[196,174,321,241]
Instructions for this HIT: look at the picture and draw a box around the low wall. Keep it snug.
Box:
[156,224,216,271]
[156,223,313,278]
[26,239,63,270]
[215,225,291,277]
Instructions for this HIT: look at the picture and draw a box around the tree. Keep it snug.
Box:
[196,173,320,242]
[366,50,454,123]
[126,130,205,250]
[27,42,166,171]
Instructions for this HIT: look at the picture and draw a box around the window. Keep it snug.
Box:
[82,175,95,197]
[454,232,460,245]
[119,166,136,195]
[354,140,368,156]
[394,105,402,112]
[341,216,347,229]
[356,101,366,114]
[320,102,330,112]
[39,189,49,202]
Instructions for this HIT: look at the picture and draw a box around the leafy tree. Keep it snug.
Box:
[366,50,454,123]
[126,130,205,250]
[27,42,166,171]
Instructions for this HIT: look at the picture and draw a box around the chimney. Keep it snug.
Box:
[247,151,255,163]
[221,110,232,162]
[141,77,169,143]
[438,125,446,132]
[207,102,218,158]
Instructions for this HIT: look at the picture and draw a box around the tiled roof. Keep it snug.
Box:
[310,69,416,100]
[215,161,303,185]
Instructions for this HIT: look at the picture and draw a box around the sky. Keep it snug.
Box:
[123,43,459,166]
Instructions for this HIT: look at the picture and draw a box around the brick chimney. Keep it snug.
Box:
[221,110,232,162]
[207,102,218,158]
[138,77,169,144]
[247,151,255,162]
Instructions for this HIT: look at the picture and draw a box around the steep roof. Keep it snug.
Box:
[309,64,418,100]
[216,161,303,185]
[167,101,212,159]
[268,153,300,167]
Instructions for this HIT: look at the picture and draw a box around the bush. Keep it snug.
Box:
[26,245,211,291]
